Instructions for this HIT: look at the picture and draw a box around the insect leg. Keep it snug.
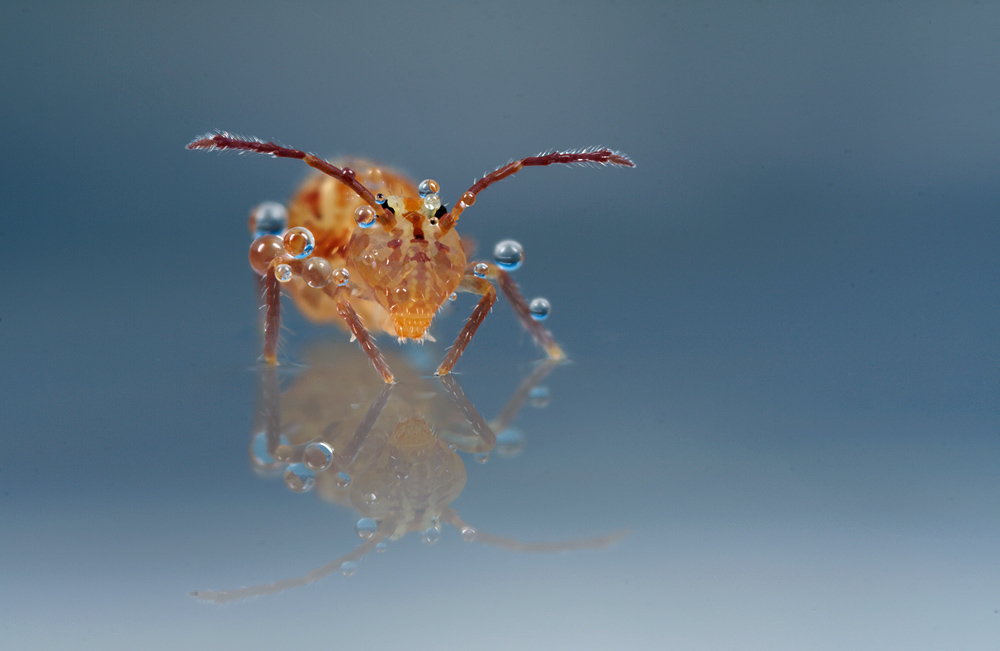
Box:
[492,264,566,361]
[323,286,395,384]
[262,265,282,364]
[436,273,497,377]
[440,507,628,552]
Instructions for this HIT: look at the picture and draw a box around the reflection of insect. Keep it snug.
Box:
[191,344,626,603]
[187,132,634,382]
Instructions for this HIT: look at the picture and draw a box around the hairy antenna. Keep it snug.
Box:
[439,148,634,232]
[187,132,395,229]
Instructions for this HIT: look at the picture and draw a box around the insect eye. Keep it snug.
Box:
[434,205,447,218]
[428,217,439,226]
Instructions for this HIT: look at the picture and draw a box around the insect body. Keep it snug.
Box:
[187,133,634,382]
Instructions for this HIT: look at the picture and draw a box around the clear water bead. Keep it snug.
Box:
[529,385,550,408]
[355,205,377,228]
[461,526,478,543]
[375,542,387,553]
[251,201,288,237]
[495,427,526,457]
[283,226,315,259]
[283,464,315,493]
[335,471,352,488]
[420,526,442,545]
[473,262,489,278]
[274,264,293,283]
[340,561,357,577]
[332,268,350,286]
[355,518,378,539]
[493,240,524,270]
[473,452,490,464]
[303,257,333,288]
[528,297,551,320]
[302,441,334,471]
[417,179,440,197]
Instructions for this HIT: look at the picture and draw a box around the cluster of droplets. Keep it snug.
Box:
[249,205,349,289]
[418,178,442,214]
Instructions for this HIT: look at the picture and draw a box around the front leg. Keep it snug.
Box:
[436,272,497,376]
[323,285,395,384]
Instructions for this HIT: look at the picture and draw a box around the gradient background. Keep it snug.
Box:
[2,1,998,649]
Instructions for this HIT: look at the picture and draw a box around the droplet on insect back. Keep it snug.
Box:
[335,471,352,488]
[393,286,409,303]
[302,441,334,471]
[528,297,550,320]
[355,205,376,228]
[251,201,287,238]
[421,526,442,545]
[248,234,284,276]
[283,226,315,259]
[375,542,387,553]
[340,561,357,577]
[417,179,440,197]
[356,518,377,539]
[274,263,293,283]
[461,526,478,543]
[493,239,524,270]
[332,268,350,286]
[529,385,550,408]
[363,492,378,507]
[303,257,333,288]
[283,464,315,493]
[473,262,489,278]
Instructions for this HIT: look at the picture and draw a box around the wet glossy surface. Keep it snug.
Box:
[3,2,999,650]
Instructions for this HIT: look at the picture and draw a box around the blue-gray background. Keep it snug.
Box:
[2,1,998,649]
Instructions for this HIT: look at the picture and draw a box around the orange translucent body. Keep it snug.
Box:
[281,161,465,340]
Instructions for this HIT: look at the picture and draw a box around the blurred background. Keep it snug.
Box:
[2,1,997,649]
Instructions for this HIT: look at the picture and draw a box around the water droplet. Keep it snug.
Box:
[394,461,411,480]
[361,253,376,267]
[417,179,440,196]
[251,202,287,237]
[529,385,550,408]
[303,257,332,288]
[362,492,379,507]
[495,427,526,457]
[335,471,351,488]
[355,205,376,228]
[422,193,441,213]
[375,542,387,553]
[448,292,457,301]
[274,263,293,283]
[340,561,357,577]
[273,443,293,462]
[420,526,442,545]
[248,234,285,276]
[375,193,387,204]
[355,518,377,539]
[461,526,478,543]
[393,286,409,303]
[283,463,315,492]
[460,191,476,207]
[250,431,276,467]
[528,297,550,320]
[473,262,489,278]
[473,452,490,464]
[332,267,350,286]
[302,441,334,471]
[493,239,524,270]
[283,226,315,259]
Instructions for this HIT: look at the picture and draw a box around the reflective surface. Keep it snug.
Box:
[3,2,999,650]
